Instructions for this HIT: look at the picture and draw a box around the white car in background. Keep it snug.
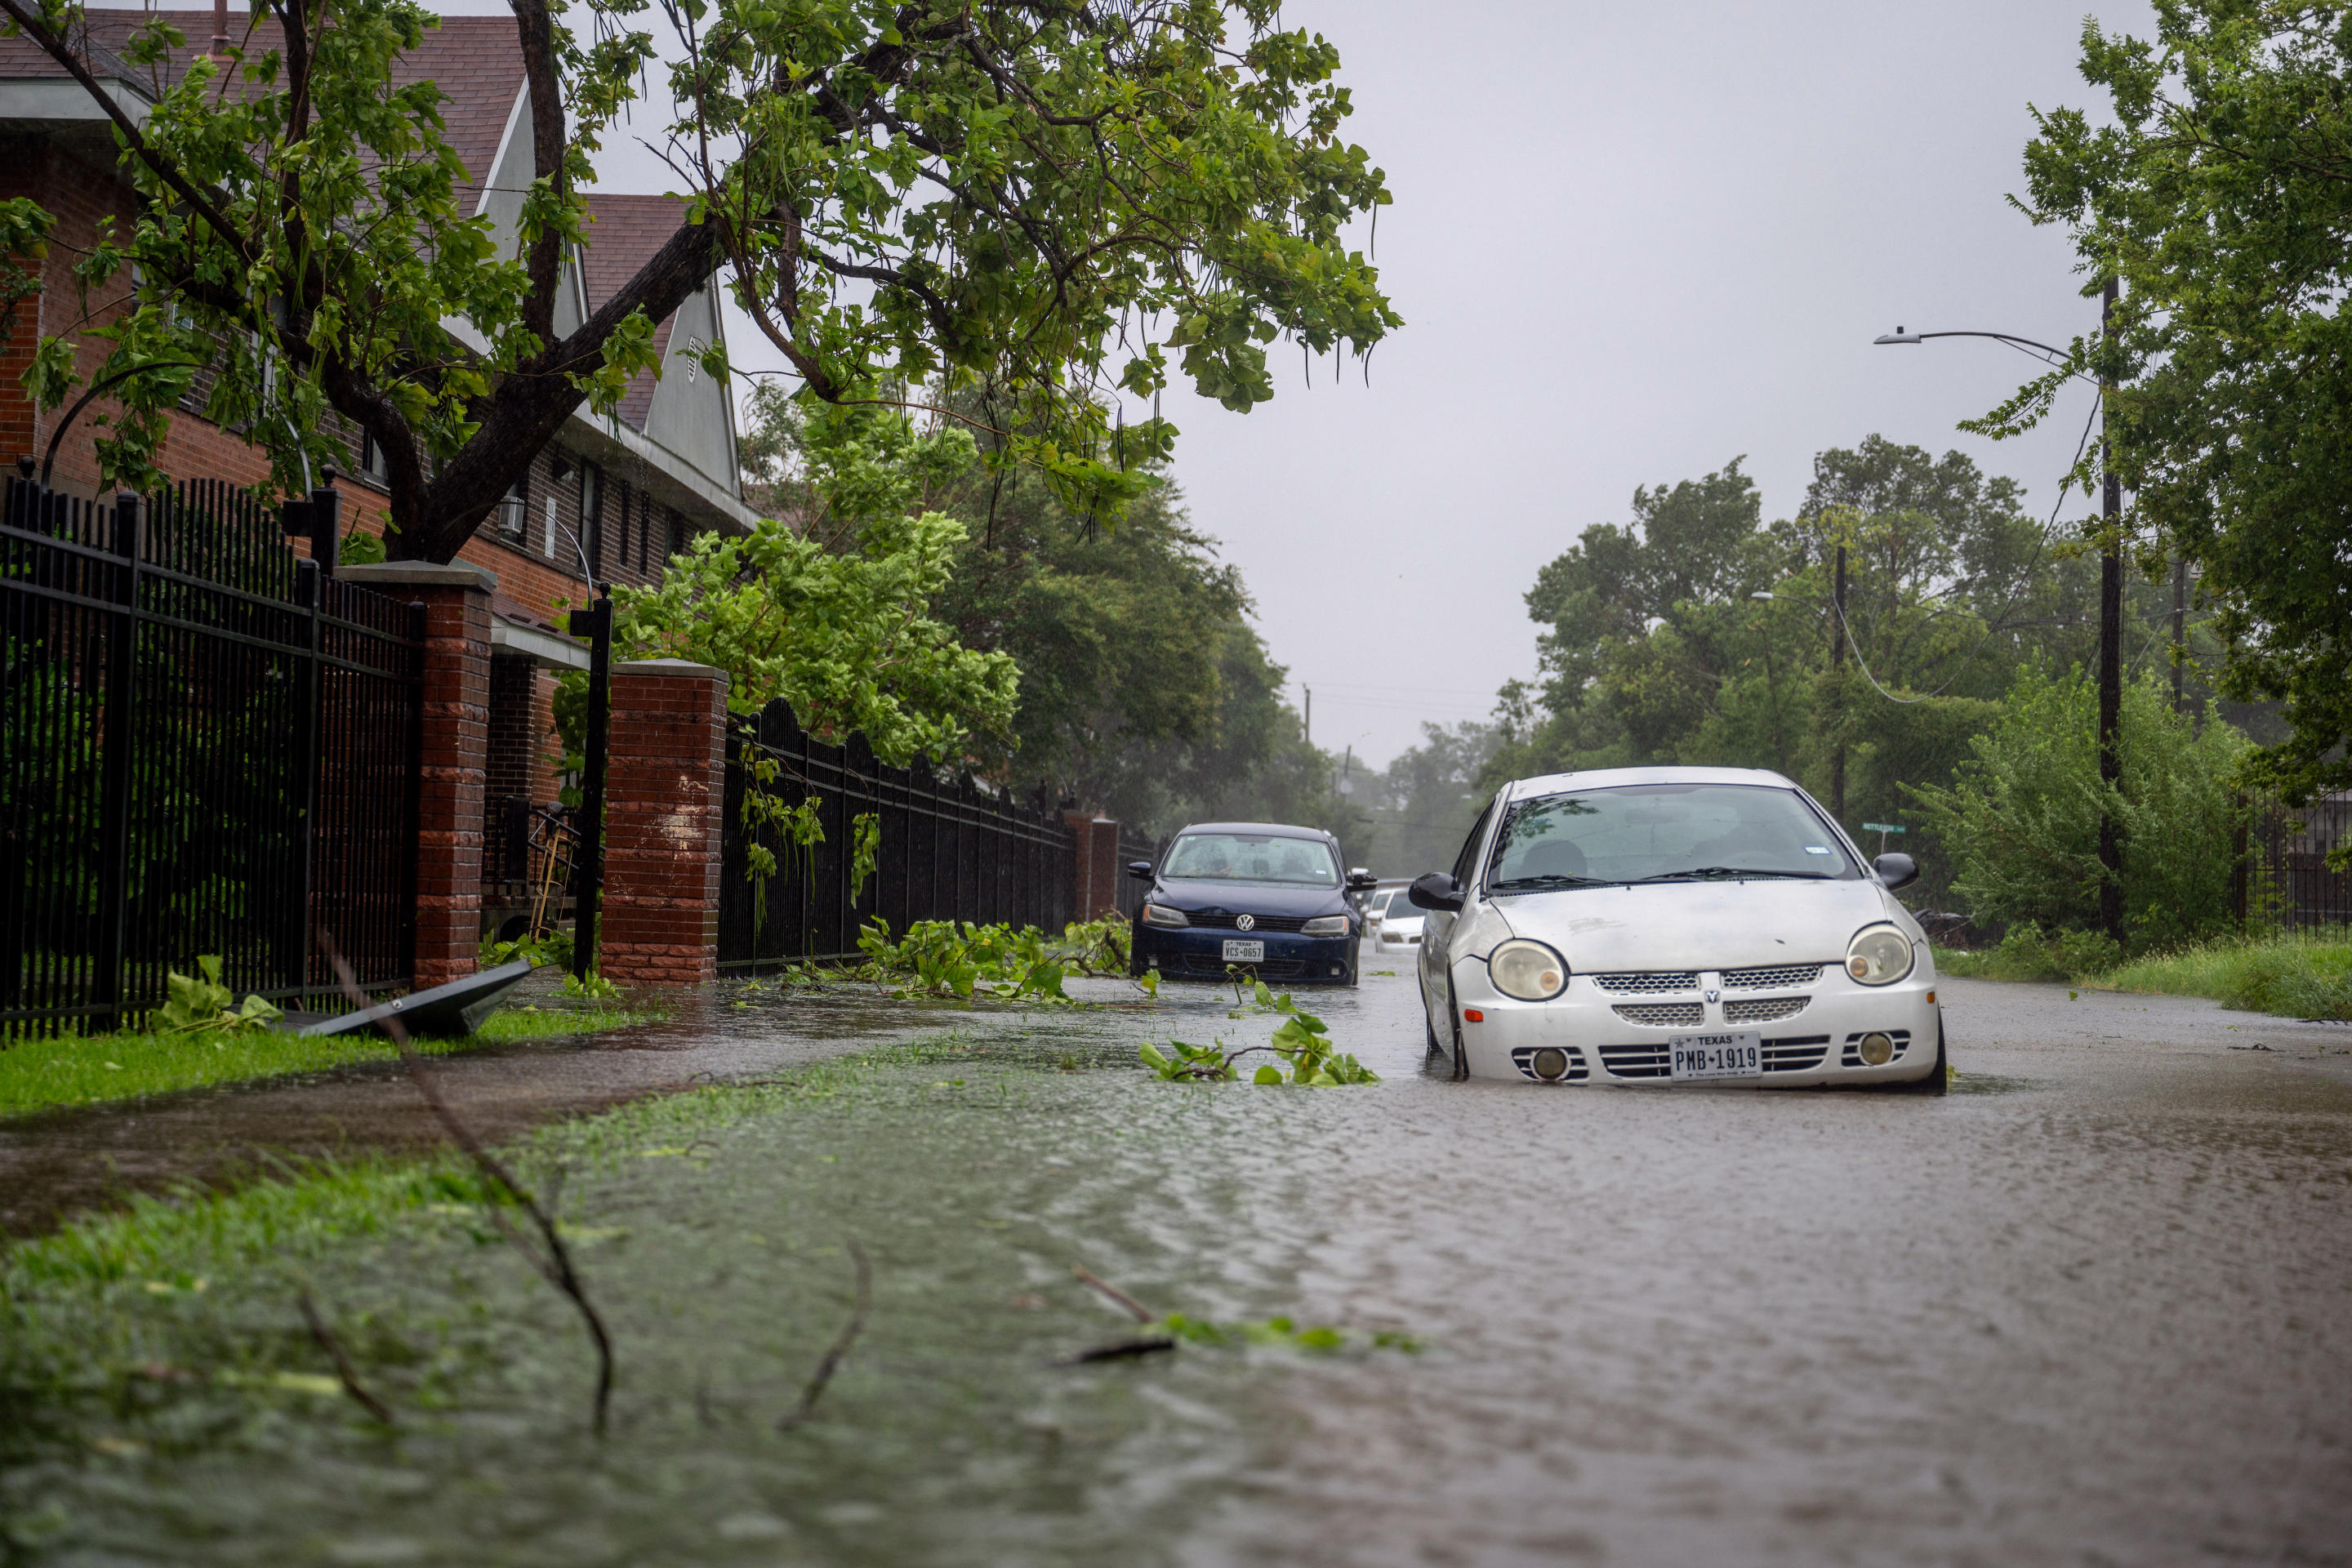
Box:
[1368,884,1424,956]
[1407,766,1944,1093]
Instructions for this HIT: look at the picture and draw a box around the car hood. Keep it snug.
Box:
[1492,879,1907,969]
[1155,879,1348,917]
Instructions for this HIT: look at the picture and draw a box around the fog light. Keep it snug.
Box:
[1330,964,1345,976]
[1858,1031,1895,1066]
[1531,1047,1568,1081]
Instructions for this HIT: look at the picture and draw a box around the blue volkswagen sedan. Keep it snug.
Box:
[1127,822,1378,986]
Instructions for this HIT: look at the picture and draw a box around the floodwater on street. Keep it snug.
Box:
[5,958,2351,1566]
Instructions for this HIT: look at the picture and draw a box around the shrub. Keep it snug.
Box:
[1907,665,2247,951]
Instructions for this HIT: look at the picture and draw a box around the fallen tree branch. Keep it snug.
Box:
[321,933,616,1436]
[1071,1265,1153,1324]
[782,1240,871,1428]
[296,1288,394,1425]
[1054,1336,1176,1366]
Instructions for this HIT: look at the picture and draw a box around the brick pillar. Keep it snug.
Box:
[600,658,729,986]
[341,561,496,990]
[1087,818,1120,918]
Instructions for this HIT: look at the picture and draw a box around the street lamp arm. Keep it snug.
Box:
[1873,327,2088,376]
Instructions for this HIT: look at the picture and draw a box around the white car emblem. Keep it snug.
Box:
[1236,914,1256,932]
[1704,988,1719,1003]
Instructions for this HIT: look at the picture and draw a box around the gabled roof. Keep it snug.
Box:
[0,12,522,200]
[580,194,693,432]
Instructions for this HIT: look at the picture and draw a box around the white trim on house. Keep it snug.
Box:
[492,614,590,670]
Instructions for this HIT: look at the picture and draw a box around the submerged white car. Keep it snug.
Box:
[1410,767,1944,1093]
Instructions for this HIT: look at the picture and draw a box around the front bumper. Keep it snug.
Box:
[1450,959,1941,1086]
[1132,924,1356,984]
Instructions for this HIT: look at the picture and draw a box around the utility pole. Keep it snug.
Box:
[2097,278,2125,945]
[2172,555,2188,715]
[1830,533,1848,824]
[1303,686,1312,747]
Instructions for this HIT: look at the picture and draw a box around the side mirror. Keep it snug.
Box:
[1344,867,1379,891]
[1873,853,1918,892]
[1407,871,1464,913]
[1126,860,1154,881]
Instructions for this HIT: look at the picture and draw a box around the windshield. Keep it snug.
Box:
[1163,833,1340,887]
[1378,890,1417,920]
[1487,784,1858,889]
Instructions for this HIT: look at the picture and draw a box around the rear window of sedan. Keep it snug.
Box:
[1164,833,1340,886]
[1488,784,1859,889]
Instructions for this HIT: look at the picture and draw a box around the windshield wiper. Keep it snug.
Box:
[1491,874,1610,890]
[1623,866,1836,884]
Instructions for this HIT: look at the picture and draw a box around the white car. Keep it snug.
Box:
[1369,886,1424,956]
[1409,766,1944,1092]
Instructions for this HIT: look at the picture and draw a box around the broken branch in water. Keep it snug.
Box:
[296,1288,394,1425]
[320,933,617,1437]
[782,1240,872,1428]
[1054,1336,1177,1365]
[1071,1265,1155,1324]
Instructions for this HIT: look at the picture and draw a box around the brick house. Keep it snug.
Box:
[0,11,755,939]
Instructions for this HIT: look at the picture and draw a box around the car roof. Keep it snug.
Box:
[1171,821,1336,842]
[1499,764,1803,804]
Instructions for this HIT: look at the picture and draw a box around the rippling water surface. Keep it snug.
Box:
[7,967,2351,1566]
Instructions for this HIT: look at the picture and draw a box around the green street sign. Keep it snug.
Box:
[1860,822,1907,835]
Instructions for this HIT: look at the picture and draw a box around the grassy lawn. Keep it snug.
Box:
[1936,932,2352,1021]
[0,1002,666,1119]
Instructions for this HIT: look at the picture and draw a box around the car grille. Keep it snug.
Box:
[1592,971,1698,995]
[1724,995,1810,1025]
[1185,912,1312,933]
[1509,1045,1589,1083]
[1596,1043,1671,1078]
[1761,1034,1830,1071]
[1612,1002,1704,1027]
[1597,1034,1829,1079]
[1840,1029,1913,1067]
[1722,963,1823,990]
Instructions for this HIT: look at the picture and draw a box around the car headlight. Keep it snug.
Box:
[1142,902,1189,929]
[1845,925,1914,986]
[1488,938,1569,1001]
[1301,915,1351,937]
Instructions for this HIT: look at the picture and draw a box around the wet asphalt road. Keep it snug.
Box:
[8,956,2352,1563]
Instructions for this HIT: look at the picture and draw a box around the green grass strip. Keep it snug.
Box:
[0,1004,664,1120]
[1936,932,2352,1019]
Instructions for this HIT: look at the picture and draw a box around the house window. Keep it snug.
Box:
[579,464,603,576]
[543,496,560,559]
[359,430,390,485]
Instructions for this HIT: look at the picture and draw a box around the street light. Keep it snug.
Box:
[1874,294,2127,944]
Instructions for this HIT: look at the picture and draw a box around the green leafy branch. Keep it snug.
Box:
[1138,978,1378,1085]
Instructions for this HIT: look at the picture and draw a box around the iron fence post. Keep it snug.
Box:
[290,558,324,992]
[400,599,427,988]
[93,490,141,1027]
[569,595,612,979]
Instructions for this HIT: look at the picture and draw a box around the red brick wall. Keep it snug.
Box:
[599,660,729,986]
[341,563,494,988]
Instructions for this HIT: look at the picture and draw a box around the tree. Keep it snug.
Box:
[1991,2,2352,849]
[2,0,1397,561]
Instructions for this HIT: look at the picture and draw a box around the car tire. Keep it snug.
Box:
[1886,1019,1949,1096]
[1449,1015,1469,1081]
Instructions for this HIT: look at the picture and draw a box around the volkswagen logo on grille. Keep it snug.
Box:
[1235,914,1256,932]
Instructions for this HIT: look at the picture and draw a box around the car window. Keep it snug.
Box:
[1488,784,1857,887]
[1450,800,1494,888]
[1163,833,1340,886]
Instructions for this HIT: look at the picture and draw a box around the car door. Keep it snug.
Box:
[1421,796,1496,1045]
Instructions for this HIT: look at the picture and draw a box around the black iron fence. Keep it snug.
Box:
[719,699,1087,968]
[2243,791,2352,931]
[2,471,422,1034]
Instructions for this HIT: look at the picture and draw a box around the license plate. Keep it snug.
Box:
[1668,1031,1762,1080]
[1221,939,1266,963]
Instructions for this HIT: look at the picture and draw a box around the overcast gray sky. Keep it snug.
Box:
[691,1,2158,769]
